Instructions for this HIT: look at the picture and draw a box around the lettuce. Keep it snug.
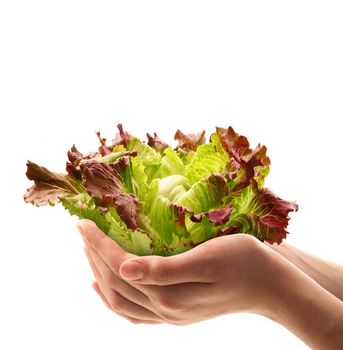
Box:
[24,124,298,255]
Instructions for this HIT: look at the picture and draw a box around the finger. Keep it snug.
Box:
[92,281,161,324]
[119,242,215,285]
[85,247,164,323]
[86,246,150,307]
[111,310,162,324]
[77,219,134,276]
[92,281,112,309]
[123,317,162,325]
[86,246,158,300]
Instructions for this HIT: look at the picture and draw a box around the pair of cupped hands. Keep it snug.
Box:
[77,219,295,325]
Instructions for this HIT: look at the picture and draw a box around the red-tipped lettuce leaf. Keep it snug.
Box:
[24,161,84,206]
[216,126,271,194]
[174,129,206,152]
[24,124,298,255]
[191,204,233,225]
[80,159,140,229]
[229,185,298,244]
[147,132,170,155]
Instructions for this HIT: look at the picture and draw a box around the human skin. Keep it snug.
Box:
[265,242,343,302]
[77,220,343,349]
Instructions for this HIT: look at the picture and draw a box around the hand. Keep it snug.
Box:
[78,220,343,348]
[77,219,283,325]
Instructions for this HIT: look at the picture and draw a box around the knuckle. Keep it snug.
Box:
[239,233,259,247]
[200,259,216,280]
[108,292,124,312]
[107,258,120,276]
[102,270,116,288]
[107,251,134,276]
[108,252,133,276]
[154,291,183,312]
[150,259,169,284]
[157,295,174,310]
[239,234,263,257]
[193,251,217,280]
[92,234,107,250]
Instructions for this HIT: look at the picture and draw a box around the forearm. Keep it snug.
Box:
[266,242,343,301]
[263,253,343,349]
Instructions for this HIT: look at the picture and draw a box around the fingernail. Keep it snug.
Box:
[120,261,143,281]
[76,222,88,244]
[77,222,84,236]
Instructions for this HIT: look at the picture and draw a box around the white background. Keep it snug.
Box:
[0,1,342,349]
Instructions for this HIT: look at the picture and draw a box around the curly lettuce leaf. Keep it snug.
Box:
[228,184,298,243]
[152,148,186,179]
[24,161,85,206]
[174,129,206,152]
[185,142,229,184]
[176,174,228,213]
[24,124,298,255]
[216,126,270,191]
[80,160,141,230]
[62,194,155,255]
[61,193,111,234]
[146,132,170,155]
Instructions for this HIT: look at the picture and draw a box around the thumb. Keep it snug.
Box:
[119,248,212,285]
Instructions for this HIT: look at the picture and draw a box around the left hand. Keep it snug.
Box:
[77,219,285,325]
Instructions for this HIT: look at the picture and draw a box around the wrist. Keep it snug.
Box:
[259,249,343,349]
[266,242,343,302]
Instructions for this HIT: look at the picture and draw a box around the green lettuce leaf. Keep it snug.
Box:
[24,124,298,255]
